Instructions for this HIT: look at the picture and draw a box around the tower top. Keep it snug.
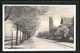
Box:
[49,16,52,18]
[49,17,53,20]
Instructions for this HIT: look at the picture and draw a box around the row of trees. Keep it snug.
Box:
[5,6,49,47]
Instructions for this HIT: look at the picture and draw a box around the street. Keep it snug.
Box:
[4,37,74,49]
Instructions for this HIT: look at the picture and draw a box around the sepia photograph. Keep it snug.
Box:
[3,5,76,51]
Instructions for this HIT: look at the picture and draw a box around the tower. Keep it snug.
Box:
[49,17,53,34]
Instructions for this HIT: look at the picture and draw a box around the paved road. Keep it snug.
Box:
[16,37,74,49]
[4,37,74,49]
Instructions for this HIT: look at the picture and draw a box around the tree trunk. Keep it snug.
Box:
[23,33,25,40]
[22,32,24,42]
[27,34,31,40]
[11,28,13,48]
[25,34,27,40]
[20,30,21,43]
[27,32,30,40]
[27,34,29,40]
[16,25,18,45]
[24,34,27,40]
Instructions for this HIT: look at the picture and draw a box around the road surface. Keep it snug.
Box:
[4,37,74,49]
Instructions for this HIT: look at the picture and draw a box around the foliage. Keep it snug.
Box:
[5,6,49,44]
[37,21,74,42]
[5,6,49,35]
[37,31,51,39]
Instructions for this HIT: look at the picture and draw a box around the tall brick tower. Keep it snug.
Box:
[49,17,53,34]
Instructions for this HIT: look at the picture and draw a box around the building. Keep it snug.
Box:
[60,17,73,26]
[49,17,54,34]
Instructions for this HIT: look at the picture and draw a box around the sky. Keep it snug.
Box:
[4,5,75,37]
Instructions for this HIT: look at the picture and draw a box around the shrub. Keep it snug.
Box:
[37,31,51,39]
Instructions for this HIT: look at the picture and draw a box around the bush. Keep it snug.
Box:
[56,29,64,39]
[37,31,51,39]
[37,24,74,42]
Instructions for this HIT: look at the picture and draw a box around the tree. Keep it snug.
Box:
[5,6,49,45]
[5,6,12,21]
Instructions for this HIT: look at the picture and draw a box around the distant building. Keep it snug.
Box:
[60,17,73,26]
[49,17,54,34]
[58,16,74,30]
